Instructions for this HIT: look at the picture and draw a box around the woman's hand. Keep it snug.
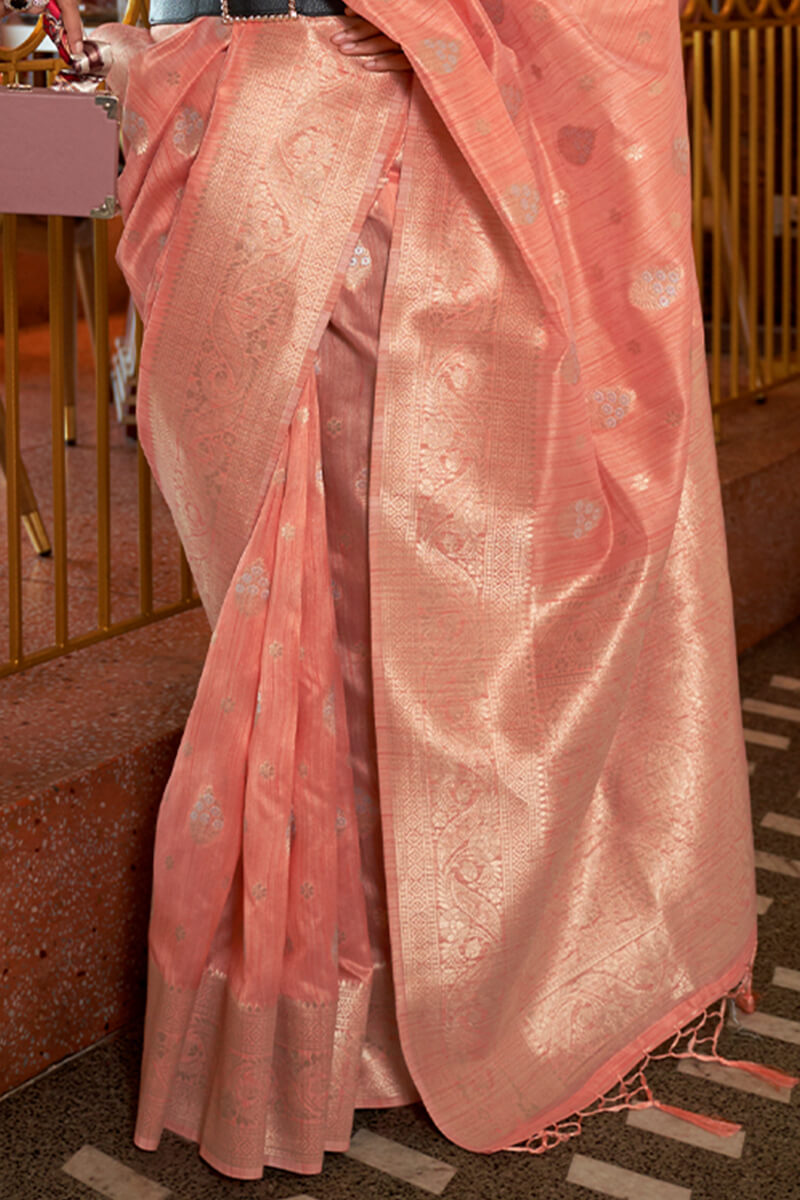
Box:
[51,1,408,72]
[53,0,84,56]
[331,6,410,72]
[51,0,409,71]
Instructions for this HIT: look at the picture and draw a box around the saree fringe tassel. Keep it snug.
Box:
[505,982,798,1154]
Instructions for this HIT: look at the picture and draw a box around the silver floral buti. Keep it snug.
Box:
[629,265,683,312]
[172,106,204,158]
[672,135,690,176]
[505,181,541,226]
[234,558,270,617]
[589,386,635,431]
[121,108,149,156]
[418,36,461,74]
[560,498,604,540]
[345,241,372,291]
[189,785,224,845]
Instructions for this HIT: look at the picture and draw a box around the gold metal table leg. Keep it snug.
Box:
[22,511,51,556]
[75,218,96,363]
[0,398,53,556]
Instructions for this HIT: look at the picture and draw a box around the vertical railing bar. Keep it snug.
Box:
[94,219,112,629]
[3,215,23,665]
[48,215,68,647]
[730,27,741,399]
[748,26,760,391]
[765,26,776,383]
[711,28,723,438]
[782,25,792,374]
[1,22,205,680]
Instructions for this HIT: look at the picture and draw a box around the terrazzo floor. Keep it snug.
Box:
[1,617,800,1199]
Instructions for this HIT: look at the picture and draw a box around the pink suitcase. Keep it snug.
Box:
[0,87,119,218]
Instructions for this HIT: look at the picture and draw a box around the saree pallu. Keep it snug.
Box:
[101,0,757,1179]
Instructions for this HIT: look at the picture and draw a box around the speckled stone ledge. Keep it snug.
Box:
[0,608,209,1095]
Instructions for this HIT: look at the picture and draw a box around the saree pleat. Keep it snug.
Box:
[315,152,419,1110]
[108,21,415,1174]
[135,378,376,1177]
[99,0,758,1179]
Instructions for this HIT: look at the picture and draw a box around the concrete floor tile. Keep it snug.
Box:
[567,1153,691,1199]
[734,1011,800,1046]
[753,850,800,878]
[772,966,800,992]
[345,1129,457,1195]
[743,698,800,724]
[769,675,800,692]
[744,728,791,750]
[761,812,800,838]
[62,1146,171,1199]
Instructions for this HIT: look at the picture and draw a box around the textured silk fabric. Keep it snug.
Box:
[106,17,416,1176]
[105,0,756,1180]
[350,0,755,1152]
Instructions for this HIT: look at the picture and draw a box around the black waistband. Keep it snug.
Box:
[149,0,345,24]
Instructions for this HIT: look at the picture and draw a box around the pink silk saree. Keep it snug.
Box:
[102,0,759,1179]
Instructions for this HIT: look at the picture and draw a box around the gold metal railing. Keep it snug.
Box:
[683,0,800,434]
[2,0,800,677]
[1,0,199,679]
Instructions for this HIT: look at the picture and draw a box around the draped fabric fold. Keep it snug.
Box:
[102,0,757,1179]
[133,380,377,1176]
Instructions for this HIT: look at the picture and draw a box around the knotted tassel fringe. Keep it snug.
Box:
[719,1058,799,1090]
[650,1101,742,1138]
[504,973,798,1155]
